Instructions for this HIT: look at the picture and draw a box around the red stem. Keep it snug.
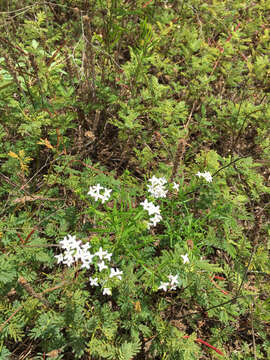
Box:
[214,275,226,281]
[183,335,224,356]
[17,233,25,244]
[25,229,35,242]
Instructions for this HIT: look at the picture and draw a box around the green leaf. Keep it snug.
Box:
[118,338,141,360]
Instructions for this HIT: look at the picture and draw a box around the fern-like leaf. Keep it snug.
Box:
[118,338,141,360]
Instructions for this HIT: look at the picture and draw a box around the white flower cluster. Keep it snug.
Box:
[89,262,123,295]
[158,274,179,291]
[139,176,170,228]
[88,184,112,203]
[55,234,122,296]
[158,254,189,292]
[140,176,181,228]
[147,176,168,198]
[140,198,162,228]
[55,234,94,268]
[196,171,213,182]
[89,264,123,296]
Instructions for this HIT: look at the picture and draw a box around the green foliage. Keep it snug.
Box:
[0,0,269,359]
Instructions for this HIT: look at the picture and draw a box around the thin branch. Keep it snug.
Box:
[18,276,50,308]
[0,305,23,333]
[251,302,257,360]
[212,155,250,177]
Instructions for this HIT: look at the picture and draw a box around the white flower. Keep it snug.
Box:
[147,176,168,198]
[104,251,112,261]
[81,243,91,251]
[103,287,112,296]
[203,171,213,182]
[149,176,167,186]
[88,188,100,201]
[140,199,160,216]
[168,274,179,285]
[97,261,108,272]
[59,234,77,250]
[89,277,99,286]
[92,184,103,193]
[95,247,107,260]
[109,268,123,280]
[88,184,112,203]
[63,253,75,267]
[73,239,82,250]
[158,282,169,291]
[181,253,190,264]
[147,184,168,198]
[101,188,112,203]
[55,253,64,264]
[173,182,179,191]
[148,213,162,227]
[148,204,160,216]
[59,237,70,249]
[140,199,153,211]
[159,274,180,292]
[81,251,95,269]
[196,171,212,182]
[141,196,162,228]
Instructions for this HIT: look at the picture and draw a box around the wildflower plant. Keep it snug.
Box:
[55,233,120,295]
[54,174,212,302]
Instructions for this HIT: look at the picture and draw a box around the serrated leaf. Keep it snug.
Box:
[118,339,141,360]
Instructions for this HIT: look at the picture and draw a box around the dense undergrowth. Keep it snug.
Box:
[0,1,269,359]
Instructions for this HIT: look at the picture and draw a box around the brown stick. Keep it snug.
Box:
[41,281,69,294]
[0,305,23,333]
[18,276,50,308]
